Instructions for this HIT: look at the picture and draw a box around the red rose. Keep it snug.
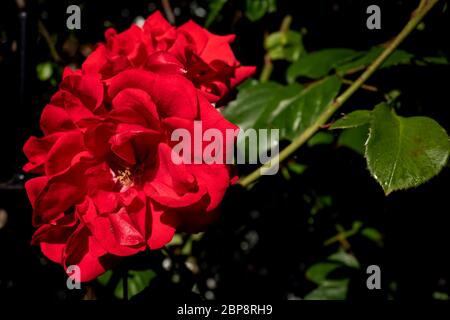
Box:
[82,11,255,102]
[24,63,239,281]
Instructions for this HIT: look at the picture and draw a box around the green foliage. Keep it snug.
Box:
[304,249,359,300]
[328,248,360,269]
[226,13,449,197]
[287,47,413,82]
[287,48,357,81]
[265,30,304,62]
[205,0,228,27]
[115,270,157,299]
[245,0,277,21]
[205,0,277,26]
[306,262,341,284]
[332,103,450,194]
[330,110,372,129]
[224,77,341,158]
[304,279,349,300]
[361,227,384,246]
[36,62,54,81]
[335,48,413,74]
[365,103,449,195]
[97,269,157,299]
[97,269,113,286]
[269,76,341,140]
[337,125,369,155]
[307,132,334,147]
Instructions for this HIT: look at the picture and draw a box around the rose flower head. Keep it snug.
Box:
[23,13,254,281]
[82,11,256,103]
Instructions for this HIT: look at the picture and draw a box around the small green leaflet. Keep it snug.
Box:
[366,103,449,195]
[330,110,372,129]
[97,269,157,300]
[205,0,228,27]
[37,62,54,81]
[115,270,157,299]
[306,262,341,285]
[304,250,359,300]
[304,279,349,300]
[245,0,277,21]
[265,30,304,62]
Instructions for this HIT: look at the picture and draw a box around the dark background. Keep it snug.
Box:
[0,0,449,301]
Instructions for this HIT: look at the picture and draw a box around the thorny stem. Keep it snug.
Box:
[239,0,440,187]
[341,78,378,92]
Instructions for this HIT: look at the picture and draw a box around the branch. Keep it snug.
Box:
[162,0,176,25]
[38,20,63,63]
[238,0,440,187]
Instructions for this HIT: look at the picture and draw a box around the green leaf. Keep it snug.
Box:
[97,270,113,286]
[167,234,183,247]
[287,49,358,81]
[304,279,349,300]
[328,249,360,269]
[307,132,334,147]
[245,0,276,21]
[336,48,413,74]
[223,81,301,159]
[224,77,341,157]
[306,262,341,284]
[223,81,298,130]
[330,110,372,129]
[361,227,383,246]
[337,125,369,155]
[422,56,449,65]
[366,103,450,195]
[36,62,54,81]
[287,162,307,175]
[269,76,342,140]
[265,30,304,62]
[433,292,450,300]
[115,270,157,299]
[205,0,228,27]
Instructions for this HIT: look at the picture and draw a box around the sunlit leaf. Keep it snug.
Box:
[115,270,157,299]
[361,227,383,246]
[269,76,342,140]
[328,249,360,269]
[330,110,372,130]
[366,103,450,195]
[287,48,357,81]
[36,62,54,81]
[304,279,349,300]
[306,262,341,285]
